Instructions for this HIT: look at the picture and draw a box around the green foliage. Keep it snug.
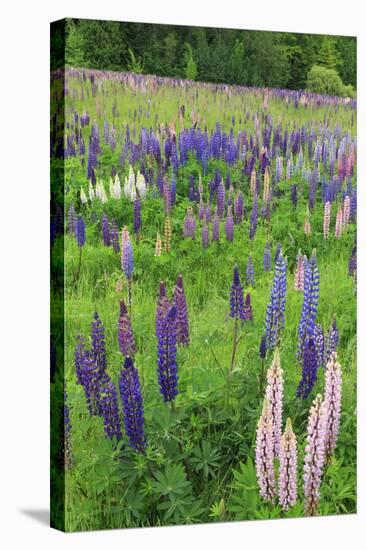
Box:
[184,43,198,81]
[127,48,144,73]
[306,65,354,97]
[60,19,356,93]
[65,19,85,67]
[317,37,340,71]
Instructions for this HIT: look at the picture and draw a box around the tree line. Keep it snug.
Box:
[51,19,356,95]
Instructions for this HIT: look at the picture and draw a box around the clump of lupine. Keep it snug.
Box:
[265,252,287,351]
[183,207,195,238]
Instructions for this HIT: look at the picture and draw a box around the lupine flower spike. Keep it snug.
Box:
[164,217,172,252]
[324,352,342,464]
[294,251,305,291]
[255,399,276,503]
[157,305,178,402]
[279,418,298,512]
[118,299,137,357]
[154,232,162,256]
[265,252,287,351]
[119,356,146,453]
[323,201,331,239]
[99,373,122,441]
[303,394,328,516]
[265,347,283,457]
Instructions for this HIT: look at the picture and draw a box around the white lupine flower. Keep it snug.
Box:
[88,181,95,201]
[136,170,147,198]
[80,187,88,204]
[109,177,114,198]
[113,174,121,199]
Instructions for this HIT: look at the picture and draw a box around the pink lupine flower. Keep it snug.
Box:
[303,394,328,516]
[294,251,305,291]
[343,195,350,228]
[335,206,343,238]
[255,399,276,502]
[324,352,342,464]
[265,347,283,457]
[279,418,298,511]
[323,201,331,239]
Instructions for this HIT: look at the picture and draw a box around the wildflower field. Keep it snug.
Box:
[50,67,357,531]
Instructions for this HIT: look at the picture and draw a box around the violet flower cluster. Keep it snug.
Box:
[119,356,146,453]
[265,252,287,350]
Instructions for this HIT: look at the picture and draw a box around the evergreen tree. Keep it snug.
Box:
[317,37,340,71]
[184,44,198,81]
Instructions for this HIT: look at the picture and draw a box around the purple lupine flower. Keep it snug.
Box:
[205,203,212,223]
[163,182,171,215]
[297,250,319,360]
[110,219,120,252]
[234,191,244,224]
[118,299,137,357]
[259,335,267,359]
[183,207,196,238]
[255,399,276,502]
[303,394,328,516]
[91,311,107,375]
[296,336,318,399]
[243,292,253,321]
[170,174,176,205]
[99,372,122,441]
[324,316,339,363]
[230,265,245,320]
[225,206,234,241]
[217,179,225,218]
[246,256,255,287]
[119,356,146,453]
[75,215,86,247]
[68,202,77,234]
[173,274,190,347]
[274,243,282,264]
[249,194,258,240]
[265,252,287,351]
[263,241,271,272]
[156,281,170,338]
[133,196,141,234]
[102,213,111,246]
[324,352,342,463]
[348,244,357,278]
[201,223,209,249]
[265,348,283,457]
[75,347,100,416]
[198,200,205,220]
[212,214,220,242]
[121,228,134,280]
[279,418,298,511]
[157,305,178,402]
[291,184,298,207]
